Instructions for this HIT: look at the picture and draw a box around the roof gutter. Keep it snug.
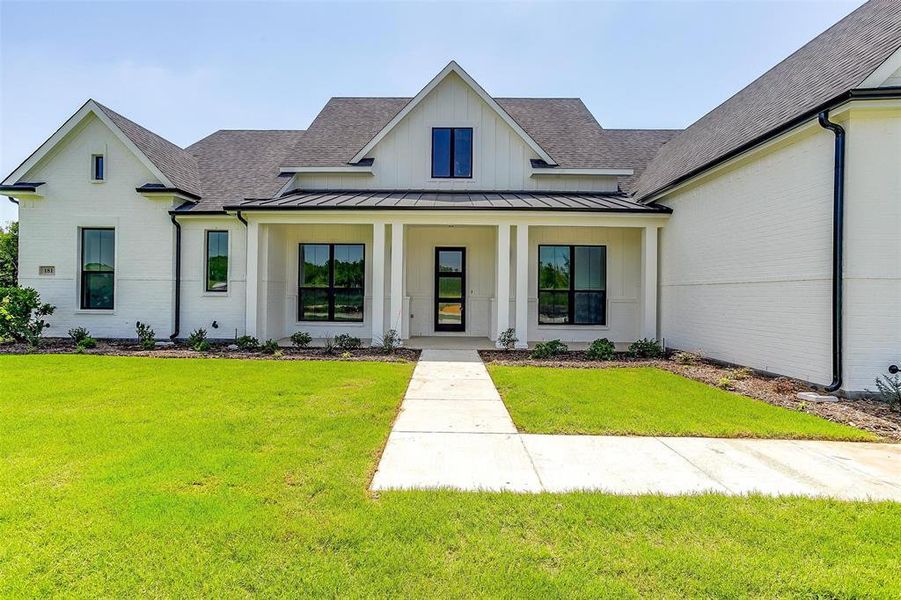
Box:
[169,214,181,341]
[817,110,845,394]
[640,87,901,203]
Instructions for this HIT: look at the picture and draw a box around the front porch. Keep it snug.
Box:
[242,209,668,348]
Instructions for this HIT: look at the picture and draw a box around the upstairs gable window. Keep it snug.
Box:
[431,127,472,178]
[91,154,105,181]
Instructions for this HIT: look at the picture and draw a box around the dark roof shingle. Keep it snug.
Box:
[94,101,203,197]
[634,0,901,199]
[185,130,306,212]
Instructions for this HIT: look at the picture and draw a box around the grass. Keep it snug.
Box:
[488,365,877,440]
[0,355,898,597]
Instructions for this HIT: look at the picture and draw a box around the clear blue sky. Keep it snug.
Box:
[0,0,865,222]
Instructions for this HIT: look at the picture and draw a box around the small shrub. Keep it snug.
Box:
[341,351,352,359]
[334,334,361,351]
[187,328,210,352]
[585,338,616,361]
[497,328,518,351]
[870,371,901,412]
[68,326,91,344]
[235,335,260,351]
[135,321,156,350]
[773,377,796,394]
[75,336,97,351]
[674,351,700,365]
[0,287,55,347]
[380,329,400,353]
[717,376,735,390]
[628,338,664,359]
[290,331,312,348]
[273,349,284,358]
[322,335,335,355]
[731,367,753,380]
[260,339,280,355]
[530,339,568,359]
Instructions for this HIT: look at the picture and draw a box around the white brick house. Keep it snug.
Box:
[3,0,900,394]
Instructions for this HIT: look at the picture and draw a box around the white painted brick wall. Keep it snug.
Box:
[659,124,835,386]
[18,115,175,339]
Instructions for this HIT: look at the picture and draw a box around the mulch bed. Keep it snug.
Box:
[0,339,420,363]
[479,350,901,442]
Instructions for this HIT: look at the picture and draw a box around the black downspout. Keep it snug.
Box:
[817,110,844,394]
[170,214,181,341]
[235,209,248,227]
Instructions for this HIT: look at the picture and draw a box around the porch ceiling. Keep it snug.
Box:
[226,190,671,213]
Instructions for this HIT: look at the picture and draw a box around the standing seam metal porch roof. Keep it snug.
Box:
[224,190,671,212]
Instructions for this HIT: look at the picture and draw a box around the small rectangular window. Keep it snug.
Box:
[538,245,606,325]
[92,154,104,181]
[299,243,364,322]
[431,127,472,178]
[206,230,228,292]
[81,228,115,309]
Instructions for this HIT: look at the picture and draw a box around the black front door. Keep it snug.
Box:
[434,247,465,332]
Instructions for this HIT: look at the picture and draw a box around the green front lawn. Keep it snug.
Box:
[489,365,876,440]
[1,355,898,597]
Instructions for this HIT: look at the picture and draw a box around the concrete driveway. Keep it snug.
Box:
[370,350,901,500]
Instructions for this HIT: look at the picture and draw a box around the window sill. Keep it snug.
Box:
[202,291,230,298]
[537,324,609,330]
[75,309,116,315]
[90,180,105,184]
[294,321,365,327]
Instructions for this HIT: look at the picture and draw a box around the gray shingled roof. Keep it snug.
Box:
[186,130,306,211]
[596,129,680,193]
[278,95,668,171]
[634,0,901,200]
[94,101,203,198]
[229,190,670,212]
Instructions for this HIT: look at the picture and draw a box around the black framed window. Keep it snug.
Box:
[538,245,606,325]
[80,228,115,310]
[431,127,472,178]
[206,230,228,292]
[299,243,364,322]
[92,154,104,181]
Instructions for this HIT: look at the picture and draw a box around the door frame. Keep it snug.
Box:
[434,246,466,332]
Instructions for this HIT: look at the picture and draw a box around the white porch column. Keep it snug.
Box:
[245,219,260,338]
[389,222,405,337]
[514,223,529,349]
[495,223,511,345]
[370,222,386,345]
[640,225,659,340]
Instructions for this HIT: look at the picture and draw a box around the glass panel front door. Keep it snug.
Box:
[435,247,465,332]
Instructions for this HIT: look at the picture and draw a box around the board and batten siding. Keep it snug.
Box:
[293,72,619,194]
[658,123,835,387]
[16,114,176,339]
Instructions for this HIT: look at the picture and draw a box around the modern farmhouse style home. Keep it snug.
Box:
[3,0,900,394]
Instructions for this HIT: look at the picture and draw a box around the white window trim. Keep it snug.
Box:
[203,229,231,296]
[90,153,106,183]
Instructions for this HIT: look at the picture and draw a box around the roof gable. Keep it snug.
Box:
[347,61,556,166]
[635,0,901,200]
[3,100,201,197]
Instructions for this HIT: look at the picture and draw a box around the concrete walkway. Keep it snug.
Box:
[371,350,901,501]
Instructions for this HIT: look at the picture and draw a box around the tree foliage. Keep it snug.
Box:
[0,221,18,288]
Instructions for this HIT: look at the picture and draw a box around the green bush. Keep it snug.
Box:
[497,328,518,351]
[290,331,312,348]
[530,339,568,359]
[871,372,901,412]
[187,328,210,352]
[235,335,260,351]
[135,321,156,350]
[75,336,97,352]
[380,329,400,353]
[68,326,91,344]
[586,338,616,361]
[628,338,664,359]
[322,335,335,355]
[674,351,700,365]
[0,287,55,347]
[260,339,280,355]
[334,334,361,351]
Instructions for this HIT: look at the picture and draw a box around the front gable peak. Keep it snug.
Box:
[349,61,557,166]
